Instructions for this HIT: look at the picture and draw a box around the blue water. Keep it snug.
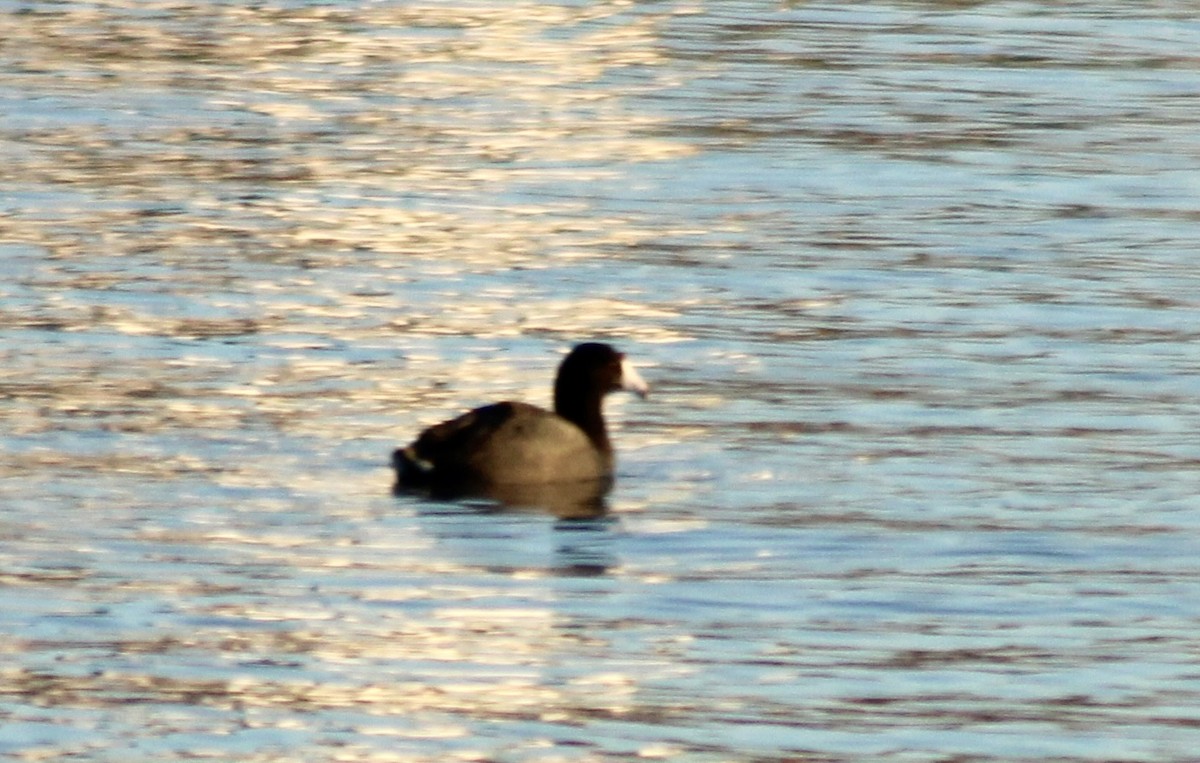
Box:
[3,2,1200,761]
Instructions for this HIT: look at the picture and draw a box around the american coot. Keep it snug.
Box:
[392,343,648,511]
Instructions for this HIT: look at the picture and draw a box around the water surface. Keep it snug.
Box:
[3,2,1200,761]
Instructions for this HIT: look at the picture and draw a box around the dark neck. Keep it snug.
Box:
[555,385,610,454]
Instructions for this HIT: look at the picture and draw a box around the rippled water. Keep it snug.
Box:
[4,2,1200,761]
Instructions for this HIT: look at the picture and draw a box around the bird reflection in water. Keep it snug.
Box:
[399,478,618,576]
[396,475,612,521]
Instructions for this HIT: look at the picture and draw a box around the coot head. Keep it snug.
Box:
[554,342,649,416]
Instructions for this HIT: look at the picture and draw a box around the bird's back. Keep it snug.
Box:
[395,401,611,490]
